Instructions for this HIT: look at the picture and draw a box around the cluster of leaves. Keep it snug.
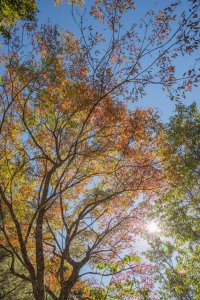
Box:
[85,255,154,300]
[0,0,37,38]
[55,0,85,7]
[146,103,200,299]
[0,250,32,299]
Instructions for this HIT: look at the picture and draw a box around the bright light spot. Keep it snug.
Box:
[147,221,160,233]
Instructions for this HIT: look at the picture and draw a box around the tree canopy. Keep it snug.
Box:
[0,0,200,299]
[145,103,200,299]
[0,0,36,38]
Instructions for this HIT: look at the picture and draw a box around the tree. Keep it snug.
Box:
[145,103,200,299]
[0,0,37,38]
[0,24,160,299]
[0,0,200,298]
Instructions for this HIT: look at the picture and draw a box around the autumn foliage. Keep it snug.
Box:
[0,22,162,300]
[0,0,200,299]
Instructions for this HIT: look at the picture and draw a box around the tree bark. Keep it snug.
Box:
[59,267,80,300]
[35,208,46,300]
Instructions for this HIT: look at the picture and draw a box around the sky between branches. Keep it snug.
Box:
[36,0,200,121]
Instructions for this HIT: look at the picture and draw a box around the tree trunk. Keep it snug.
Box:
[59,268,80,300]
[35,208,46,300]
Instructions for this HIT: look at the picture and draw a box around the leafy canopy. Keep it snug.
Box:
[146,103,200,299]
[0,0,36,38]
[0,0,200,298]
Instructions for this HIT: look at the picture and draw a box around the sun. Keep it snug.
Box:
[147,221,160,233]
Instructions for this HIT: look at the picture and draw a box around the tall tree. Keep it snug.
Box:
[145,103,200,299]
[0,0,200,298]
[0,24,160,299]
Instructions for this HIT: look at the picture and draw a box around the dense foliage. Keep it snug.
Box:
[0,0,199,299]
[146,103,200,299]
[0,0,36,38]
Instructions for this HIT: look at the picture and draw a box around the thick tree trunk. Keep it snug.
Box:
[34,168,56,300]
[32,286,44,300]
[35,208,46,300]
[59,268,80,300]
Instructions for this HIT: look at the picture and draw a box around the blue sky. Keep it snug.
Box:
[36,0,199,122]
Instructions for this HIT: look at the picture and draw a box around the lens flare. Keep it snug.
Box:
[147,221,160,233]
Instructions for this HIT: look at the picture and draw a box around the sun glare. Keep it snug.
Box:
[147,221,160,233]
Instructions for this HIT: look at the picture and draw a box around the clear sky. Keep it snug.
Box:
[36,0,200,121]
